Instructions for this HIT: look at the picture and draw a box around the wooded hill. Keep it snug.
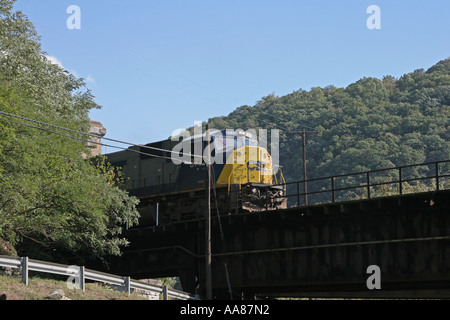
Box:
[207,58,450,188]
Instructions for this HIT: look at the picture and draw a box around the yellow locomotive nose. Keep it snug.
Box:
[216,145,274,187]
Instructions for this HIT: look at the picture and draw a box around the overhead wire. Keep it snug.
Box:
[210,150,235,299]
[14,1,320,151]
[0,115,178,161]
[19,1,320,132]
[30,0,232,110]
[0,110,203,161]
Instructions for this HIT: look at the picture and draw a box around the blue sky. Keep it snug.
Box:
[13,0,450,147]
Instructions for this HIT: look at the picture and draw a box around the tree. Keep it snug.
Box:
[204,57,450,204]
[0,0,139,261]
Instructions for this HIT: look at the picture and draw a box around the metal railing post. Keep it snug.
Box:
[399,167,403,195]
[331,177,335,203]
[435,162,440,191]
[156,202,159,226]
[162,285,168,300]
[79,266,85,292]
[366,172,371,199]
[297,182,300,207]
[21,256,28,286]
[124,276,131,296]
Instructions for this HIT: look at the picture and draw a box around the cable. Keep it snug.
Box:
[24,0,232,110]
[210,164,236,299]
[0,110,203,160]
[0,116,177,161]
[211,165,225,241]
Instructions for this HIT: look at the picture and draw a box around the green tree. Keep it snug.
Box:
[205,57,450,204]
[0,0,139,261]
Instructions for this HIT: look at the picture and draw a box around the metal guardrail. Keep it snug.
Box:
[223,159,450,212]
[0,255,197,300]
[270,159,450,208]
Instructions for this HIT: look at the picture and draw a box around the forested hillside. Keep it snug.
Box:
[208,58,450,184]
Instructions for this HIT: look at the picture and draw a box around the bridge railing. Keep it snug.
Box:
[0,255,198,300]
[269,159,450,208]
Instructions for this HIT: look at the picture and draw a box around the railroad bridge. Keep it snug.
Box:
[101,160,450,299]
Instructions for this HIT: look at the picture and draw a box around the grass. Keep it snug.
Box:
[0,274,148,300]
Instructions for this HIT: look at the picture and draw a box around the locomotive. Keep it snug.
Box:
[105,129,287,226]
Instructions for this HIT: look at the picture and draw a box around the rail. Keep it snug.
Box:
[275,159,450,208]
[240,159,450,209]
[0,255,198,300]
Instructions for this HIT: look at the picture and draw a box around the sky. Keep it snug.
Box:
[12,0,450,148]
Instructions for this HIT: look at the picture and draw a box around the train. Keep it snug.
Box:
[105,129,287,226]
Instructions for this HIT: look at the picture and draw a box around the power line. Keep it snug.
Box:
[30,0,232,110]
[0,110,203,160]
[0,116,177,161]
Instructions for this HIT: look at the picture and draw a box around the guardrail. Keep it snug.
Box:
[0,255,198,300]
[271,159,450,208]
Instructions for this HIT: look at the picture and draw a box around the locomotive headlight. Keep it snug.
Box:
[251,188,257,194]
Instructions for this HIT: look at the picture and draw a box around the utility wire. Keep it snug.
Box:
[0,110,203,160]
[210,156,236,299]
[0,116,179,161]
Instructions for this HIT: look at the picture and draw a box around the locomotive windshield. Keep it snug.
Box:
[214,131,258,151]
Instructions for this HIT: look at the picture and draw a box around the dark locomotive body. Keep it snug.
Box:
[106,130,286,226]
